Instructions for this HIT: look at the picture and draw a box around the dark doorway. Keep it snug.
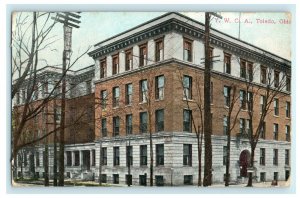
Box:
[239,150,250,177]
[82,150,90,170]
[285,170,290,181]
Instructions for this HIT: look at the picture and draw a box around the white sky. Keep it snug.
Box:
[14,11,292,71]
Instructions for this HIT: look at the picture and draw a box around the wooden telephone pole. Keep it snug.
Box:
[203,12,222,186]
[52,12,81,186]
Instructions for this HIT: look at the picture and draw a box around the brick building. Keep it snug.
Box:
[14,12,291,186]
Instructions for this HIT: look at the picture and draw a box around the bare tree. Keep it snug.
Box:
[223,85,241,186]
[11,12,91,184]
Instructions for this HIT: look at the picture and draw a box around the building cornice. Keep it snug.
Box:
[88,13,291,71]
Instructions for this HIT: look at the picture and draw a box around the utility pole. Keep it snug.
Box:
[52,12,81,186]
[203,12,222,187]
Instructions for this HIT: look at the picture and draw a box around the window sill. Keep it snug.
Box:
[155,99,164,102]
[273,115,279,118]
[112,107,119,110]
[125,104,132,107]
[285,117,291,120]
[183,98,194,102]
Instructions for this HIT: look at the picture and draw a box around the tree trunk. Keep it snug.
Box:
[53,130,58,186]
[247,146,255,187]
[44,144,49,186]
[150,131,153,186]
[203,12,212,187]
[98,141,102,186]
[225,120,231,186]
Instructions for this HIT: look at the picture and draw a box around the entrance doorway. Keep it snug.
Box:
[239,150,250,177]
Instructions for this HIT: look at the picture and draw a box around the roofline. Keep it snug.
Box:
[91,12,290,63]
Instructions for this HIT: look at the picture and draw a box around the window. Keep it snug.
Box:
[285,149,290,166]
[224,86,231,107]
[100,58,107,78]
[92,150,95,166]
[16,92,20,104]
[184,175,193,185]
[155,39,164,62]
[183,109,192,132]
[260,148,265,165]
[183,39,192,62]
[126,174,132,186]
[74,151,80,166]
[240,90,247,109]
[55,106,61,123]
[23,152,27,167]
[260,172,266,182]
[273,149,278,165]
[22,89,26,103]
[112,54,119,75]
[273,123,278,140]
[139,174,147,186]
[274,172,278,181]
[155,75,165,100]
[246,119,250,136]
[224,53,231,74]
[125,83,133,105]
[183,144,192,166]
[240,118,246,135]
[113,147,120,166]
[140,145,147,166]
[101,147,107,165]
[35,152,40,167]
[112,87,120,107]
[156,144,164,166]
[139,44,147,67]
[140,79,148,103]
[126,146,133,167]
[101,90,107,110]
[274,70,280,88]
[140,112,148,133]
[155,175,164,186]
[286,101,290,118]
[274,98,279,116]
[260,95,266,113]
[286,125,290,141]
[223,116,228,135]
[126,114,132,135]
[101,174,107,183]
[223,146,228,165]
[113,116,120,136]
[286,76,291,91]
[183,75,192,99]
[42,81,48,97]
[113,174,119,184]
[260,122,266,139]
[261,66,267,84]
[66,151,72,166]
[155,109,164,132]
[247,92,253,111]
[125,49,133,71]
[86,80,92,94]
[240,59,247,78]
[247,62,253,81]
[33,85,39,100]
[101,118,107,137]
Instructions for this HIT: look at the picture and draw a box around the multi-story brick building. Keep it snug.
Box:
[14,12,291,186]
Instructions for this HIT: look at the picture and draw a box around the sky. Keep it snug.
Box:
[12,12,291,71]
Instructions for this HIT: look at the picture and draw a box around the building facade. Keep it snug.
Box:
[14,12,291,186]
